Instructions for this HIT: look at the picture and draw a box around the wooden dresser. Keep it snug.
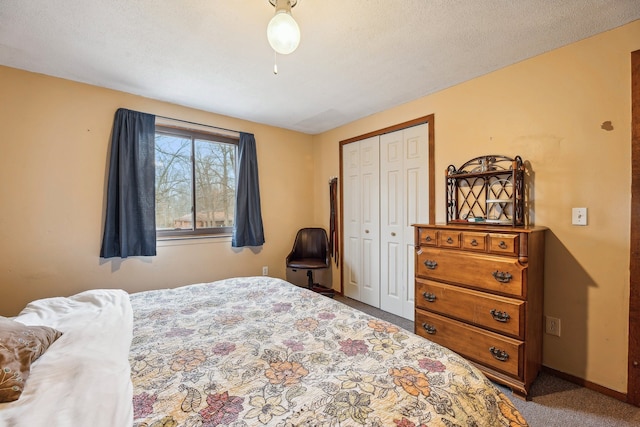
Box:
[413,223,546,398]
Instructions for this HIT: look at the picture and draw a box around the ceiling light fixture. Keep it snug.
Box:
[267,0,300,55]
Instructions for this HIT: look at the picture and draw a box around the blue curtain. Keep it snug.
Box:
[232,132,265,247]
[100,108,156,258]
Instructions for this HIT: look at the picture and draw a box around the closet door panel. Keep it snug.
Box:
[402,123,430,319]
[358,137,380,307]
[403,166,423,320]
[380,131,404,316]
[342,142,361,300]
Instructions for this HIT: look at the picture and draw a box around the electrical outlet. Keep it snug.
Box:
[262,266,268,276]
[545,316,561,336]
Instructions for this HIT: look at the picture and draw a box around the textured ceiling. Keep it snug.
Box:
[1,1,639,134]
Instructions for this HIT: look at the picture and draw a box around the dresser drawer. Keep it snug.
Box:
[438,230,461,248]
[415,279,525,338]
[461,231,487,251]
[418,228,437,246]
[415,310,523,379]
[488,233,519,256]
[416,248,526,298]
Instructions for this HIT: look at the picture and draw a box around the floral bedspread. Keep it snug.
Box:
[129,277,526,427]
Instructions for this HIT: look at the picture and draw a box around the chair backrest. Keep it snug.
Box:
[287,228,329,264]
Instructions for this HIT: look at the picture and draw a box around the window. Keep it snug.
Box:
[155,125,237,237]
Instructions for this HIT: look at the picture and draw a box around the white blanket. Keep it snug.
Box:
[0,289,134,427]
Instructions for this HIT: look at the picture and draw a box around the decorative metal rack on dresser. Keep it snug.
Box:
[446,155,525,226]
[413,155,546,399]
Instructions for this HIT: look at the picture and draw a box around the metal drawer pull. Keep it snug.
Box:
[489,347,509,362]
[470,239,478,246]
[422,292,436,302]
[490,309,510,322]
[424,236,432,242]
[422,323,437,334]
[446,237,454,244]
[499,241,508,249]
[492,271,512,283]
[424,260,438,270]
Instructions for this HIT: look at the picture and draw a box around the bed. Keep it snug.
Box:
[1,277,526,426]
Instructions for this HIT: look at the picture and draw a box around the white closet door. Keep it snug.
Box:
[380,130,404,316]
[380,124,429,320]
[342,142,361,300]
[358,137,380,307]
[402,123,430,320]
[341,124,427,318]
[342,137,380,305]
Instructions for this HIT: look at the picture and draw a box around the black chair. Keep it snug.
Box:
[286,228,334,297]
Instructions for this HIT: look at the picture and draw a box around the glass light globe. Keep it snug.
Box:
[267,11,300,55]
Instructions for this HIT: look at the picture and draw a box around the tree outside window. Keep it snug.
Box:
[155,126,237,237]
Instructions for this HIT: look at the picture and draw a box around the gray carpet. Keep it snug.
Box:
[334,294,640,427]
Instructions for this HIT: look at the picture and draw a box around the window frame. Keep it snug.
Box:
[155,124,238,239]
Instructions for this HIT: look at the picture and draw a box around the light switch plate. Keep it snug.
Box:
[572,207,587,226]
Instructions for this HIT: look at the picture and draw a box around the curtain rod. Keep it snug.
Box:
[155,114,241,135]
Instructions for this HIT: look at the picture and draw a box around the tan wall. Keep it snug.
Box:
[0,66,315,316]
[312,20,640,393]
[2,19,639,395]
